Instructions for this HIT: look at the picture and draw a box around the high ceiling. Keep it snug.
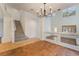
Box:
[6,3,79,14]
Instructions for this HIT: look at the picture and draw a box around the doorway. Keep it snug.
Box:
[14,20,28,42]
[0,16,3,43]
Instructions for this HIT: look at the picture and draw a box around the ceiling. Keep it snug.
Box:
[6,3,79,15]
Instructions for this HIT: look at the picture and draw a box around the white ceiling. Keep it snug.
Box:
[6,3,79,14]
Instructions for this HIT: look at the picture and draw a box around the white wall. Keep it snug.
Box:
[43,5,79,51]
[38,16,52,39]
[51,5,79,33]
[44,16,52,32]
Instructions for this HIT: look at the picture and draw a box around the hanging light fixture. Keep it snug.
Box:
[43,3,46,16]
[37,3,53,17]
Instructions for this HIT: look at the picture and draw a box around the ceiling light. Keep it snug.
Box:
[37,3,53,17]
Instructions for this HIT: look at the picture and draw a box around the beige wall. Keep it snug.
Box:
[20,11,40,38]
[2,15,13,43]
[0,4,19,43]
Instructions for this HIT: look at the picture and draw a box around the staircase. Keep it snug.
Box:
[15,21,28,42]
[0,37,1,43]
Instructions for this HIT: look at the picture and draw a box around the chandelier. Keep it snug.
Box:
[37,3,53,17]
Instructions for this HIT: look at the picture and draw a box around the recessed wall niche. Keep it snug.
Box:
[62,25,76,33]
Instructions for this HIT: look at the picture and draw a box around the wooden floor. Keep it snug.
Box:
[0,40,79,56]
[0,39,40,55]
